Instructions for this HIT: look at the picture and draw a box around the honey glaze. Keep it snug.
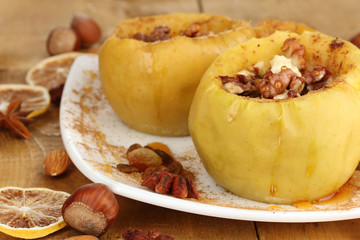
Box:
[292,171,360,209]
[269,184,277,196]
[292,201,317,209]
[266,205,284,210]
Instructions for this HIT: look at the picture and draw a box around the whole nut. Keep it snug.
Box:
[43,149,71,176]
[62,183,119,237]
[71,13,101,45]
[46,27,80,55]
[350,33,360,49]
[64,235,99,240]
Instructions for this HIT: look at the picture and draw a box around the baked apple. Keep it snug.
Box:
[189,31,360,204]
[99,13,254,136]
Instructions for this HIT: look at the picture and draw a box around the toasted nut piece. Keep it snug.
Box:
[155,172,174,194]
[122,229,148,240]
[142,166,169,179]
[166,160,182,175]
[64,235,99,240]
[171,175,188,198]
[43,149,71,176]
[127,147,162,171]
[186,178,200,199]
[141,170,164,191]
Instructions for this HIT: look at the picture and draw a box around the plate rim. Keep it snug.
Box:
[60,55,360,223]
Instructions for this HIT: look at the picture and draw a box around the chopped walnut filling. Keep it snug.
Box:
[220,38,333,99]
[132,22,209,42]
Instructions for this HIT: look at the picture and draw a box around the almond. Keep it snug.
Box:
[64,235,99,240]
[43,149,71,176]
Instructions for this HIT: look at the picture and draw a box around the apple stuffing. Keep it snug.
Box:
[220,38,333,99]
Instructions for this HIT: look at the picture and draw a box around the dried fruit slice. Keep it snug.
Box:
[0,186,70,239]
[0,84,50,118]
[25,52,83,105]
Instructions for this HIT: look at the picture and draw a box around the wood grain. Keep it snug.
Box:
[201,0,360,40]
[1,0,360,239]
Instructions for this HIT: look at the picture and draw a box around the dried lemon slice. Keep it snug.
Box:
[0,187,70,239]
[25,52,82,90]
[0,84,50,118]
[25,52,87,105]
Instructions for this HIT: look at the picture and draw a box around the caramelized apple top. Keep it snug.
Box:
[220,38,334,99]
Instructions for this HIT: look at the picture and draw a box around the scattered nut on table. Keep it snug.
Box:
[43,149,71,176]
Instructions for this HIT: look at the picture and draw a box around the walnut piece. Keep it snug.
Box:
[220,38,333,99]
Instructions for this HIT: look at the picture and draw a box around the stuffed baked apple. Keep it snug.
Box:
[189,31,360,204]
[99,13,254,136]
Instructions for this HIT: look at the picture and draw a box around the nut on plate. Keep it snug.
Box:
[188,31,360,204]
[43,149,71,176]
[99,13,254,136]
[62,183,119,236]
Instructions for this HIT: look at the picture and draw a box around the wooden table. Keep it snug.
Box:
[1,0,360,239]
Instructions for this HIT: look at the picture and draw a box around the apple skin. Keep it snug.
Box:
[99,13,254,136]
[189,31,360,204]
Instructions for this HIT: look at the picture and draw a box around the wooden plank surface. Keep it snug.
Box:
[1,0,360,239]
[201,0,360,40]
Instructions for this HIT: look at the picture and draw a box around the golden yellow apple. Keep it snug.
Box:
[99,13,254,136]
[189,31,360,204]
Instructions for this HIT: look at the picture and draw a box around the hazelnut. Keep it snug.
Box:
[350,33,360,49]
[43,149,71,176]
[71,13,101,46]
[46,27,80,55]
[62,183,119,236]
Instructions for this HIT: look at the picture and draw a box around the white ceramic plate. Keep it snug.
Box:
[60,55,360,223]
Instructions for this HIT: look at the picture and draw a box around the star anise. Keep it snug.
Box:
[0,99,35,139]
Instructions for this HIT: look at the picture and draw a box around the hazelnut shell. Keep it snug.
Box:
[62,183,119,236]
[71,13,101,45]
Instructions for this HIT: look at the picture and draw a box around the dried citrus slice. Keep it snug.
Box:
[26,52,82,90]
[0,84,50,118]
[25,52,85,105]
[0,187,70,239]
